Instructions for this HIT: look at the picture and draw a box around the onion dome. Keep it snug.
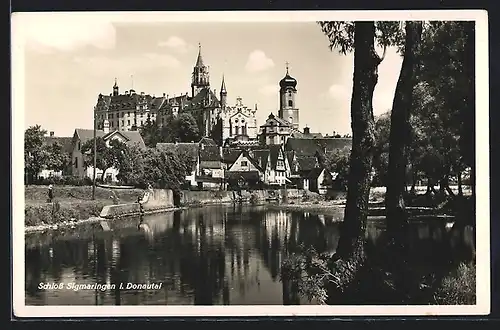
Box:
[279,63,297,89]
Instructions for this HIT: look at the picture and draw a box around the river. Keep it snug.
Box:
[25,204,475,305]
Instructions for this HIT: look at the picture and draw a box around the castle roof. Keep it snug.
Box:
[186,88,220,110]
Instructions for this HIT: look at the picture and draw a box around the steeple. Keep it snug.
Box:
[220,74,227,108]
[195,43,204,67]
[221,74,227,94]
[191,42,210,97]
[112,78,119,96]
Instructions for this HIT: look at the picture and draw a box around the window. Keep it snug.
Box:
[127,120,130,125]
[140,120,143,125]
[241,161,248,167]
[288,100,293,107]
[78,142,81,150]
[74,157,78,168]
[128,112,130,116]
[122,120,124,126]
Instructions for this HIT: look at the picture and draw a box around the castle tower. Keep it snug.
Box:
[191,43,210,97]
[278,62,299,130]
[113,78,119,96]
[220,74,227,109]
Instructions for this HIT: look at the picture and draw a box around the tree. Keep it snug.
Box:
[118,147,193,191]
[25,125,49,183]
[312,21,391,295]
[44,141,71,173]
[160,112,201,143]
[81,137,129,182]
[140,114,161,148]
[176,113,201,142]
[321,148,351,191]
[385,22,423,239]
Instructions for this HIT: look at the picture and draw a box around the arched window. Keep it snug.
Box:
[288,100,293,107]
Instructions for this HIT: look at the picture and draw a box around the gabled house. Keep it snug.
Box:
[285,137,351,193]
[253,145,291,186]
[303,167,337,194]
[197,144,224,189]
[71,128,146,182]
[225,149,264,188]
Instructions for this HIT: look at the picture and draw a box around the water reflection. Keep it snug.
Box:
[25,205,474,305]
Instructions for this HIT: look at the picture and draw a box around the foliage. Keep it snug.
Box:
[318,21,404,56]
[81,137,129,181]
[140,114,161,148]
[44,141,71,173]
[24,125,71,183]
[433,262,476,305]
[25,125,50,183]
[321,147,351,190]
[159,112,201,144]
[117,147,192,191]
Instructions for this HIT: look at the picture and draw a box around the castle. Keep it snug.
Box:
[93,44,306,147]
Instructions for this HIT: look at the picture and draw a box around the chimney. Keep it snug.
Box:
[303,126,310,135]
[141,92,145,96]
[49,131,54,137]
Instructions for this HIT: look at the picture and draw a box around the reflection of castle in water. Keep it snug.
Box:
[25,205,475,306]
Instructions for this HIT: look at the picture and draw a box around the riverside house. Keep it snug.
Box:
[71,127,146,182]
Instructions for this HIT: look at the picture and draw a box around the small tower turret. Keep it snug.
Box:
[112,78,119,96]
[220,74,227,109]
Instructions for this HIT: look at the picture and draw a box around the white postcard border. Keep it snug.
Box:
[11,9,490,317]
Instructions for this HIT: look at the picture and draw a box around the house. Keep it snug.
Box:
[303,167,337,194]
[71,127,146,182]
[250,145,290,186]
[285,137,351,192]
[198,144,224,189]
[38,132,73,179]
[259,113,295,146]
[224,149,264,188]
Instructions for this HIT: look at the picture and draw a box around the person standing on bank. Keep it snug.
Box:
[47,184,53,203]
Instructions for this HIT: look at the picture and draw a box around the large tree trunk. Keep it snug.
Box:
[332,22,381,290]
[385,22,423,240]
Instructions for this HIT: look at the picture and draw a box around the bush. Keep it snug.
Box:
[434,262,476,305]
[249,193,259,205]
[35,176,93,186]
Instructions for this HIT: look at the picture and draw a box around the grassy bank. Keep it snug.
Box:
[25,185,145,227]
[25,185,144,204]
[25,200,106,227]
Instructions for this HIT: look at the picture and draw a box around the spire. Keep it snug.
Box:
[113,77,118,87]
[220,74,227,94]
[195,42,204,67]
[285,61,289,74]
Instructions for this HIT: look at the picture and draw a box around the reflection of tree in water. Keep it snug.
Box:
[333,219,476,305]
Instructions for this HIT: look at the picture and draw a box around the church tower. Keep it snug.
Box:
[113,78,119,96]
[278,62,299,130]
[220,74,227,109]
[191,43,210,97]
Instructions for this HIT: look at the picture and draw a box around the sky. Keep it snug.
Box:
[17,13,404,137]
